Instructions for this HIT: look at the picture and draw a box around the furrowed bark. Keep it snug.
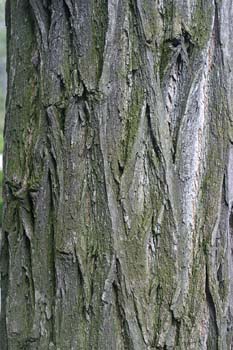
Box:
[1,0,233,349]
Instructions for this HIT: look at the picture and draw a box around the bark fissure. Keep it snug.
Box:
[206,268,218,350]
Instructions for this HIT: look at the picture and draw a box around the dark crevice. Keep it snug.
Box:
[62,0,83,64]
[75,83,96,107]
[229,205,233,235]
[217,263,224,300]
[27,190,36,230]
[92,0,108,82]
[74,250,87,320]
[29,0,52,48]
[50,223,56,346]
[128,0,144,42]
[206,268,218,350]
[172,313,181,347]
[213,0,224,66]
[47,103,66,136]
[172,142,177,164]
[118,161,124,178]
[170,37,181,48]
[176,53,183,74]
[182,29,194,58]
[62,0,75,52]
[160,28,194,165]
[87,254,98,318]
[161,28,194,80]
[113,258,135,349]
[48,170,57,346]
[56,106,66,134]
[23,233,36,313]
[222,173,228,207]
[132,292,148,346]
[112,280,134,350]
[128,0,150,83]
[146,104,162,161]
[48,157,60,206]
[46,0,52,33]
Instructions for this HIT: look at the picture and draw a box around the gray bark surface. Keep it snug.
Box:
[1,0,233,349]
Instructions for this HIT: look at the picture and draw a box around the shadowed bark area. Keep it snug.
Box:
[1,0,233,349]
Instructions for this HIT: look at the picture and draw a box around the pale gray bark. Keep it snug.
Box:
[1,0,233,349]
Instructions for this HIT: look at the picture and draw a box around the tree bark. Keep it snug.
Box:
[1,0,233,349]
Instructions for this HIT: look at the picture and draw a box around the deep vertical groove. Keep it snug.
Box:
[146,104,162,161]
[206,268,218,350]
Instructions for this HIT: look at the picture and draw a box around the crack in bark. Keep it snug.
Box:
[206,268,218,350]
[146,104,162,162]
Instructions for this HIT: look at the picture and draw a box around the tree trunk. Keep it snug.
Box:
[1,0,233,349]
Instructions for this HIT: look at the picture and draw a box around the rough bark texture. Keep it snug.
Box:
[1,0,233,349]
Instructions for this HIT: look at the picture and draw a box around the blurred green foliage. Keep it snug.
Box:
[0,133,3,153]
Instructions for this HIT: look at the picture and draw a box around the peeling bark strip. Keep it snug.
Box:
[1,0,233,349]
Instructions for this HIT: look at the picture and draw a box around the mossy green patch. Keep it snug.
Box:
[190,1,213,48]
